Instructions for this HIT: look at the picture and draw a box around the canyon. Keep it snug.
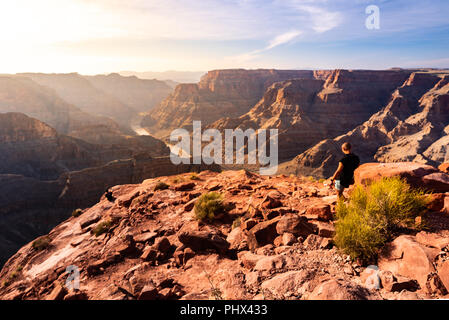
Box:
[1,67,449,300]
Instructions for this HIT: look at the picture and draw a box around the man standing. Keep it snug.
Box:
[329,142,360,200]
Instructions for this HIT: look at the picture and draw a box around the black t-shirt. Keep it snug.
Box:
[339,153,360,188]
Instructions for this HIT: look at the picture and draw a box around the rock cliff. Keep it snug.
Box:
[141,69,330,138]
[282,72,449,178]
[210,69,412,161]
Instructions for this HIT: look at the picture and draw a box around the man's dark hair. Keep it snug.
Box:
[342,142,352,151]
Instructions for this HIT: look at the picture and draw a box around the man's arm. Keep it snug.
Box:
[330,162,344,184]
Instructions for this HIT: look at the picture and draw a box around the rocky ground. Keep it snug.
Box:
[0,164,448,300]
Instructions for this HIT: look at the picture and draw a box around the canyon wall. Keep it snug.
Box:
[141,69,331,138]
[281,73,449,177]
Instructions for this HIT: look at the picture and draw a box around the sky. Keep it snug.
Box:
[0,0,449,74]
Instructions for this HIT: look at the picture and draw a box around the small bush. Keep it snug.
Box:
[72,209,83,217]
[335,177,431,262]
[154,181,169,191]
[91,219,114,237]
[318,178,326,184]
[32,236,51,251]
[190,173,200,180]
[307,176,316,182]
[232,217,242,229]
[194,192,228,221]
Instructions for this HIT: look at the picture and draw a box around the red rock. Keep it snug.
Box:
[153,237,171,253]
[378,270,395,291]
[183,248,195,264]
[226,227,248,251]
[46,284,67,300]
[138,284,159,300]
[178,230,229,253]
[378,235,439,290]
[428,273,448,295]
[282,233,297,246]
[261,270,310,298]
[254,255,286,273]
[415,231,449,250]
[173,250,184,266]
[174,182,196,191]
[439,163,449,174]
[140,247,157,262]
[309,221,335,238]
[63,290,88,300]
[183,199,196,211]
[241,219,257,231]
[427,193,446,211]
[437,260,449,292]
[247,216,281,250]
[306,204,332,222]
[260,195,282,210]
[307,279,374,300]
[273,236,283,247]
[276,214,314,237]
[388,276,419,292]
[134,231,158,243]
[238,251,265,269]
[303,234,332,250]
[355,162,449,193]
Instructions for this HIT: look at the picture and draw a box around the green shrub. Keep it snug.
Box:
[72,208,83,217]
[32,236,51,251]
[154,181,169,191]
[91,219,114,237]
[232,217,242,229]
[307,176,316,182]
[334,177,431,262]
[190,173,200,180]
[194,192,228,221]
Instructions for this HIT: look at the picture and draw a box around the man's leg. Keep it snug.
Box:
[337,188,347,201]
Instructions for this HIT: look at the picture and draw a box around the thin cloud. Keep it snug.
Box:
[266,30,303,50]
[230,30,303,63]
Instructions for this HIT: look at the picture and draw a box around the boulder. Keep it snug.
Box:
[427,193,446,212]
[178,230,229,253]
[303,234,332,250]
[226,227,248,251]
[253,255,286,273]
[378,235,439,290]
[306,204,332,222]
[415,231,449,250]
[261,270,310,298]
[138,284,159,300]
[153,237,171,253]
[46,284,67,300]
[238,251,265,269]
[276,214,314,237]
[354,162,449,193]
[140,247,157,262]
[247,216,281,250]
[437,260,449,293]
[174,182,196,191]
[307,279,373,300]
[309,221,335,238]
[282,233,297,246]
